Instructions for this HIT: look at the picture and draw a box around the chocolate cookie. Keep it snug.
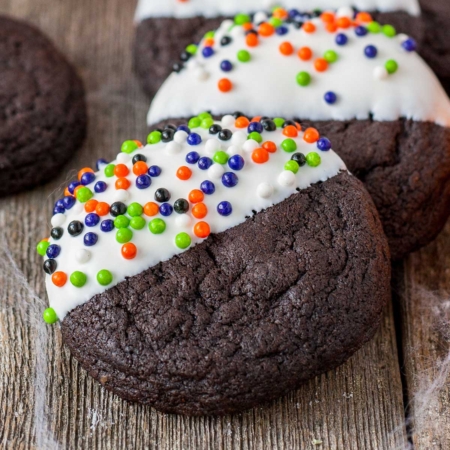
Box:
[134,1,450,98]
[147,8,450,260]
[0,16,87,197]
[38,115,390,416]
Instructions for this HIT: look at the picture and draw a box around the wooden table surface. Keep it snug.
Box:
[0,0,449,448]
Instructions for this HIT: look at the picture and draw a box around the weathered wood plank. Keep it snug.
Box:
[0,0,407,448]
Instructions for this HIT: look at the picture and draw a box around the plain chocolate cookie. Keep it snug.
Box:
[0,16,87,197]
[61,171,390,416]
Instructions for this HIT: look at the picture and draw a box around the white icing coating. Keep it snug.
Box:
[148,14,450,128]
[43,119,345,320]
[135,0,420,21]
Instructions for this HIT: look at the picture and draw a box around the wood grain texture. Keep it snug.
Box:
[0,0,408,448]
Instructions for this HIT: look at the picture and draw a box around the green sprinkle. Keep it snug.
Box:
[284,160,300,173]
[70,271,87,288]
[281,139,297,153]
[204,31,215,39]
[274,118,285,128]
[76,187,93,203]
[213,151,229,164]
[149,218,166,234]
[237,49,251,63]
[382,24,396,37]
[367,21,381,33]
[175,232,191,249]
[104,164,115,177]
[385,59,399,74]
[296,71,311,87]
[323,50,338,63]
[97,269,113,286]
[186,44,198,55]
[121,140,139,154]
[198,111,212,120]
[127,202,143,217]
[248,131,263,143]
[116,228,133,243]
[130,216,146,230]
[201,118,214,129]
[269,17,283,28]
[43,308,58,324]
[234,13,251,25]
[114,215,130,229]
[36,240,50,257]
[188,117,201,128]
[147,130,162,145]
[306,152,321,167]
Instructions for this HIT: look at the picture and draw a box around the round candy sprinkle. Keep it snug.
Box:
[161,128,175,143]
[252,148,269,164]
[261,119,276,131]
[284,160,300,173]
[81,172,95,186]
[130,217,146,230]
[367,21,381,33]
[85,213,100,227]
[220,60,233,72]
[324,91,337,104]
[263,141,277,153]
[314,58,328,72]
[201,117,214,129]
[188,117,201,128]
[202,46,214,58]
[306,152,322,167]
[147,130,162,144]
[148,165,162,177]
[121,243,137,260]
[374,66,389,80]
[317,137,332,151]
[50,227,63,241]
[114,215,130,229]
[104,164,115,177]
[278,170,296,187]
[132,153,147,164]
[281,139,297,153]
[175,232,191,249]
[213,151,229,165]
[78,167,93,181]
[154,188,171,203]
[174,198,190,214]
[63,196,76,210]
[136,174,152,189]
[192,203,208,219]
[121,140,139,154]
[43,308,58,324]
[186,151,200,164]
[364,45,378,58]
[144,202,159,216]
[84,232,98,247]
[70,271,87,288]
[133,161,148,176]
[323,50,338,63]
[194,222,210,238]
[68,220,84,236]
[114,164,129,177]
[159,203,173,217]
[209,124,222,135]
[201,180,215,195]
[237,50,251,62]
[279,41,294,55]
[221,36,232,46]
[149,218,166,234]
[228,155,245,171]
[85,200,98,213]
[222,172,239,187]
[217,201,233,216]
[304,128,320,143]
[110,202,127,217]
[283,125,298,138]
[116,153,130,164]
[97,270,113,286]
[52,271,67,287]
[51,214,66,227]
[385,59,399,74]
[296,71,311,86]
[75,248,91,263]
[94,181,107,193]
[402,37,417,52]
[187,133,202,146]
[218,129,232,141]
[382,24,396,37]
[257,182,274,198]
[68,180,80,194]
[96,202,110,216]
[46,244,60,259]
[76,187,93,203]
[298,46,312,60]
[247,131,263,143]
[218,78,233,92]
[116,228,133,243]
[115,177,131,190]
[198,156,213,170]
[43,259,57,275]
[248,122,263,134]
[127,202,143,217]
[101,219,114,232]
[208,164,225,179]
[189,189,204,203]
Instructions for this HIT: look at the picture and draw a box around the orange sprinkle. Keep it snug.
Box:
[295,122,302,131]
[133,161,148,176]
[114,164,129,177]
[73,185,83,197]
[298,46,313,61]
[314,58,328,72]
[336,17,351,29]
[192,203,208,219]
[204,38,214,47]
[96,202,110,216]
[304,127,320,143]
[356,12,373,23]
[279,41,294,56]
[252,148,269,164]
[326,22,338,33]
[115,177,130,190]
[52,271,67,287]
[242,23,254,31]
[84,199,98,213]
[258,23,275,37]
[133,140,143,148]
[283,125,299,138]
[272,8,288,19]
[64,187,72,197]
[262,141,277,153]
[194,221,211,239]
[144,202,159,217]
[189,189,204,204]
[176,166,192,180]
[321,12,335,24]
[246,33,259,47]
[218,78,232,93]
[77,167,93,181]
[251,116,262,123]
[303,22,316,33]
[235,116,250,128]
[121,243,137,260]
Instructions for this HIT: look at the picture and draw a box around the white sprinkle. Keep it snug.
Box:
[374,66,389,80]
[230,25,244,38]
[336,6,354,18]
[254,11,268,24]
[243,139,259,152]
[226,145,243,156]
[232,130,247,146]
[278,170,296,187]
[397,33,409,43]
[75,249,91,264]
[71,203,84,215]
[208,164,225,179]
[114,189,129,202]
[51,213,66,227]
[166,141,182,155]
[174,130,188,144]
[176,215,192,228]
[257,182,274,199]
[221,115,235,128]
[205,138,221,155]
[187,59,200,70]
[194,67,209,81]
[116,153,130,164]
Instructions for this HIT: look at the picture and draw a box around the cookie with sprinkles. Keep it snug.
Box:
[134,0,450,98]
[0,16,87,197]
[38,114,390,416]
[147,7,450,260]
